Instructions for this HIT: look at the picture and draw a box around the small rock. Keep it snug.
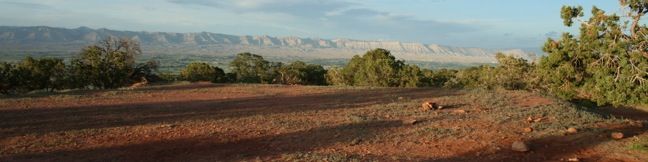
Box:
[526,116,544,123]
[403,119,418,125]
[523,127,533,133]
[453,109,467,114]
[511,141,530,152]
[159,124,176,128]
[611,132,624,139]
[566,127,578,134]
[567,157,580,162]
[422,102,445,111]
[421,102,434,111]
[398,97,404,100]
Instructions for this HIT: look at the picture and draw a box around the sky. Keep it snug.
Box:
[0,0,626,49]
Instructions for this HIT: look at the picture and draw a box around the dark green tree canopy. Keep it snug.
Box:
[540,0,648,105]
[16,57,67,92]
[277,61,327,85]
[330,48,420,87]
[71,37,142,89]
[181,62,224,82]
[230,52,274,83]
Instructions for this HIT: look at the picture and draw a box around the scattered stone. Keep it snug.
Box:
[453,109,467,114]
[611,132,624,139]
[421,102,434,111]
[398,97,404,100]
[526,117,534,123]
[511,141,530,152]
[567,157,580,162]
[159,124,176,128]
[566,127,578,134]
[421,101,443,111]
[523,127,534,133]
[526,116,544,123]
[403,119,418,125]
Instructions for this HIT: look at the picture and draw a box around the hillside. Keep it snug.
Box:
[0,26,535,63]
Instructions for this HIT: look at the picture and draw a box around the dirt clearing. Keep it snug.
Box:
[1,83,646,161]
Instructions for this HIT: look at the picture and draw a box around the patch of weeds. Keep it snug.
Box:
[629,143,648,152]
[465,89,510,109]
[472,90,623,135]
[629,136,648,152]
[526,102,623,134]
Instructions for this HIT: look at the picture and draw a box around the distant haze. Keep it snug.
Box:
[0,0,620,49]
[0,26,536,63]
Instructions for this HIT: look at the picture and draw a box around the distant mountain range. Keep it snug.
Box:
[0,26,537,63]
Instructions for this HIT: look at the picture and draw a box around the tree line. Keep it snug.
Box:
[1,1,646,106]
[1,38,159,94]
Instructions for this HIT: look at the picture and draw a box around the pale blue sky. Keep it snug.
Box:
[0,0,626,48]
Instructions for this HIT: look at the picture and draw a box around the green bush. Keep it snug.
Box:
[0,38,164,94]
[15,57,67,92]
[180,62,224,82]
[493,53,533,90]
[419,69,457,87]
[436,53,532,90]
[325,67,347,86]
[538,1,648,105]
[277,61,327,85]
[0,62,18,94]
[331,48,421,87]
[131,60,161,82]
[230,52,275,83]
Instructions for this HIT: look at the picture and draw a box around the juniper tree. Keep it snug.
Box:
[336,48,421,87]
[71,37,142,89]
[16,57,67,92]
[230,52,273,83]
[181,62,223,82]
[539,0,648,105]
[277,61,327,85]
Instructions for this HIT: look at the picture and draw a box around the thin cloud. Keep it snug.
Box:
[167,0,481,43]
[169,0,353,18]
[0,1,51,9]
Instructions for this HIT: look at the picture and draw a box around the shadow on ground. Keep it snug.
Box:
[0,86,457,139]
[2,120,403,161]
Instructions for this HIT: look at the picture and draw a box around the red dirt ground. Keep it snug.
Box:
[0,83,646,161]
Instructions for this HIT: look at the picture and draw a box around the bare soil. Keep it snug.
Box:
[0,83,646,162]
